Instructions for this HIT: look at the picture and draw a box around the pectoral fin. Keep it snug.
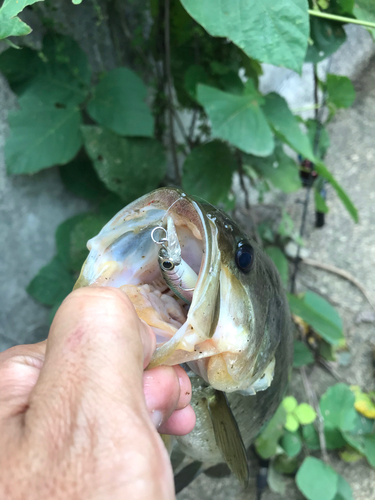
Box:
[206,390,249,487]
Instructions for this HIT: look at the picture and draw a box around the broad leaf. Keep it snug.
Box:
[314,160,358,222]
[197,84,274,156]
[305,119,330,159]
[333,475,354,500]
[320,384,358,432]
[255,405,287,459]
[306,18,346,63]
[263,93,314,161]
[302,423,320,450]
[285,413,299,432]
[56,213,108,273]
[295,403,317,425]
[264,246,289,286]
[0,47,44,94]
[293,340,314,367]
[180,0,309,73]
[281,430,302,457]
[288,292,344,345]
[182,140,236,205]
[296,457,339,500]
[326,74,356,109]
[20,34,92,107]
[5,97,82,174]
[87,67,154,137]
[27,256,75,306]
[282,396,298,413]
[354,0,375,39]
[59,157,109,201]
[82,126,166,203]
[0,0,43,40]
[244,145,302,193]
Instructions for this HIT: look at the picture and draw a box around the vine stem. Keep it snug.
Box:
[164,0,181,185]
[300,367,329,463]
[308,9,375,29]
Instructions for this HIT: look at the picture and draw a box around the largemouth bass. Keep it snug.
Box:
[74,187,293,485]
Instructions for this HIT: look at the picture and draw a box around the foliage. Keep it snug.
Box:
[256,382,375,499]
[2,0,375,498]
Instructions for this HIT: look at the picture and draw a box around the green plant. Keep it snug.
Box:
[2,0,375,497]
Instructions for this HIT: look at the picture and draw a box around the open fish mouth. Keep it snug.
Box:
[74,188,276,394]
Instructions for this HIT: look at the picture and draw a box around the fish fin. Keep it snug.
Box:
[206,390,249,488]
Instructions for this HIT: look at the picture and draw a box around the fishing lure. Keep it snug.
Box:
[151,217,198,304]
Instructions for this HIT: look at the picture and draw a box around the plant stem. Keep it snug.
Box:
[164,0,181,185]
[308,9,375,29]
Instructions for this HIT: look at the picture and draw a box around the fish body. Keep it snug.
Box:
[75,188,293,481]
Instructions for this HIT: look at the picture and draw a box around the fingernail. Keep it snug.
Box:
[150,410,163,429]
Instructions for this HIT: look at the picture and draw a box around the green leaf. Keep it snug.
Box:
[59,157,109,201]
[5,97,82,174]
[243,145,302,193]
[255,405,287,459]
[314,160,358,222]
[306,18,347,63]
[296,457,339,500]
[315,189,329,214]
[325,425,347,449]
[283,396,298,413]
[288,292,344,345]
[81,126,166,203]
[293,340,314,368]
[343,431,375,467]
[20,34,92,107]
[273,454,299,474]
[182,140,236,205]
[263,93,314,161]
[87,67,153,137]
[326,74,356,109]
[333,475,353,500]
[180,0,309,73]
[302,423,321,450]
[197,84,274,156]
[305,119,330,160]
[295,403,317,425]
[320,384,358,432]
[0,0,43,40]
[281,430,302,457]
[0,46,44,94]
[285,413,300,432]
[339,447,363,463]
[72,0,82,3]
[56,213,108,273]
[27,256,75,306]
[264,246,289,287]
[353,0,375,39]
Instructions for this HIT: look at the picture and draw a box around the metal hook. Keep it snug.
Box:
[151,226,168,246]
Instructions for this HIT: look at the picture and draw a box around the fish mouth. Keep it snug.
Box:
[75,188,274,393]
[75,189,217,356]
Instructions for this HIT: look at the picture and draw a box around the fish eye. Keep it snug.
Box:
[162,260,174,271]
[235,242,254,274]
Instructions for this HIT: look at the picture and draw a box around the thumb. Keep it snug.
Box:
[26,287,156,433]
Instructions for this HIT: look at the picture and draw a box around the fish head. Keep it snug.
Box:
[75,187,291,395]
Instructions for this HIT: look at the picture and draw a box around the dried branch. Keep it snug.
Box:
[301,257,375,310]
[300,366,329,463]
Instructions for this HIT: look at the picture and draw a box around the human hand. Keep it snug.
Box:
[0,287,195,500]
